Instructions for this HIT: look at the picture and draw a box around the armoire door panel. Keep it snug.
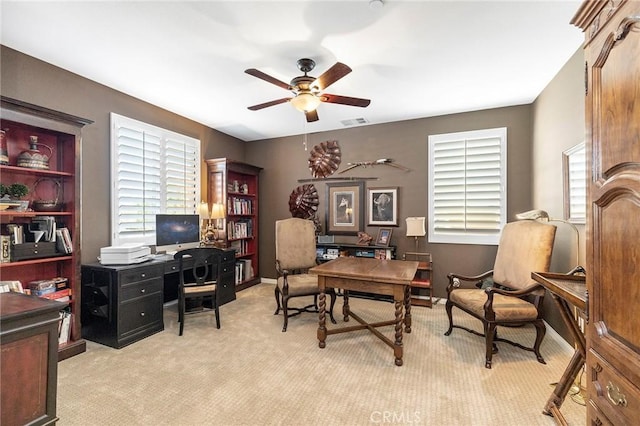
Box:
[592,18,640,178]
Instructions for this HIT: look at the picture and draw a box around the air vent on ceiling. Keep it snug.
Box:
[340,117,369,127]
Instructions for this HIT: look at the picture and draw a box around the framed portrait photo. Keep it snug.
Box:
[375,228,393,247]
[325,181,365,235]
[368,187,398,226]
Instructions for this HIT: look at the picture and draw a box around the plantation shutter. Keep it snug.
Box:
[111,113,200,246]
[428,128,506,245]
[565,142,586,223]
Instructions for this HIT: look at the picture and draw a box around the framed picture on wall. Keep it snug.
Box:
[325,181,365,235]
[367,187,398,226]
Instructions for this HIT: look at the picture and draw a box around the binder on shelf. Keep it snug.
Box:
[58,311,72,345]
[0,235,10,263]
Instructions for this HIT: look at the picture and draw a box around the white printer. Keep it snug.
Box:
[99,243,151,265]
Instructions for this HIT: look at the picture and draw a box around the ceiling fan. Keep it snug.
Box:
[245,58,371,122]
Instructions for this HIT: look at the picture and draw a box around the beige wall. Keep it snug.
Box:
[0,46,247,263]
[1,44,585,341]
[531,48,585,338]
[247,105,534,298]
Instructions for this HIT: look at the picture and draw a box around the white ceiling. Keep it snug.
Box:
[0,1,584,142]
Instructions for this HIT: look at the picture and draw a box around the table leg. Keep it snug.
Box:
[404,285,412,333]
[317,276,327,349]
[343,290,350,322]
[394,294,404,366]
[543,294,586,419]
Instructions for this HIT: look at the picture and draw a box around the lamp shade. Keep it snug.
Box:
[199,201,210,219]
[290,92,321,112]
[406,217,426,237]
[210,202,226,219]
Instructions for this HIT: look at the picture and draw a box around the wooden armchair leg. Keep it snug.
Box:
[444,300,454,336]
[273,286,282,315]
[485,323,497,369]
[533,320,547,364]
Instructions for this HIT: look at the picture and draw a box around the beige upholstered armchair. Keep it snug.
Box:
[445,220,557,368]
[275,218,336,332]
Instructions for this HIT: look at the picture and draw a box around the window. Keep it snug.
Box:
[563,142,586,224]
[110,113,200,246]
[428,127,507,245]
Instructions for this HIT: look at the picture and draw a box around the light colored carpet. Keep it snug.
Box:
[57,283,585,425]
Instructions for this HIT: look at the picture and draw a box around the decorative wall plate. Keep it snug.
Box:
[288,184,319,218]
[308,140,341,178]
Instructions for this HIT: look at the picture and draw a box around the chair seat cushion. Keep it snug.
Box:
[277,273,318,296]
[184,283,216,295]
[450,288,538,321]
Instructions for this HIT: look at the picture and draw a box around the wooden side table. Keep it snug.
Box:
[532,271,587,425]
[403,252,432,307]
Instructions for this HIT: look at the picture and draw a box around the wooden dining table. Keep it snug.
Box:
[310,256,419,366]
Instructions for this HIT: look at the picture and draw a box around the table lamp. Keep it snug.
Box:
[405,217,426,253]
[199,201,210,242]
[210,202,226,241]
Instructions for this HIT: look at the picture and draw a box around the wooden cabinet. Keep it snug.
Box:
[206,158,262,291]
[571,2,640,424]
[1,292,67,425]
[0,96,91,360]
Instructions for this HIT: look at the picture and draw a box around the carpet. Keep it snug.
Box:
[57,283,585,425]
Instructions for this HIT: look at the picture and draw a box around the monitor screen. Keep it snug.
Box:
[155,214,201,254]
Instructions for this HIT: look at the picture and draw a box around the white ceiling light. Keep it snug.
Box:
[290,92,321,112]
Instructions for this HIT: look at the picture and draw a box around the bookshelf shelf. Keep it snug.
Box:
[206,158,262,291]
[0,96,92,361]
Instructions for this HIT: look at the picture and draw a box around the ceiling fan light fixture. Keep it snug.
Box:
[290,92,321,112]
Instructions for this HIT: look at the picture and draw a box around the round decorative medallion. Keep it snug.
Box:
[308,140,341,178]
[288,184,319,218]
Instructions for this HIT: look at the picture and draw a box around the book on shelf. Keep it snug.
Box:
[40,288,72,302]
[0,280,24,293]
[55,227,73,254]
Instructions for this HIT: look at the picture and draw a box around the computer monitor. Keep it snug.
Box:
[155,214,201,254]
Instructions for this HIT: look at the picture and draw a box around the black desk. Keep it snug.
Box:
[81,250,236,348]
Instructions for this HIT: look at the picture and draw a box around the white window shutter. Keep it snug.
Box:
[428,128,507,245]
[111,113,200,246]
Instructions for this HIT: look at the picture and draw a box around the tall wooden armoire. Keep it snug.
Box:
[571,1,640,424]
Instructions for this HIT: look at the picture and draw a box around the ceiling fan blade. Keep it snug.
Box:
[321,94,371,108]
[245,68,291,90]
[247,97,291,111]
[312,62,352,91]
[305,110,319,122]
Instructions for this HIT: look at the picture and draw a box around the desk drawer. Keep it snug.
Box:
[118,265,163,285]
[119,292,163,337]
[121,278,162,301]
[588,349,640,425]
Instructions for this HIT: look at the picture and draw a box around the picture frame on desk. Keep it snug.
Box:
[367,187,398,226]
[375,228,393,247]
[325,181,364,235]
